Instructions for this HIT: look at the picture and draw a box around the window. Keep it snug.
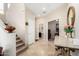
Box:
[8,3,10,9]
[0,3,4,14]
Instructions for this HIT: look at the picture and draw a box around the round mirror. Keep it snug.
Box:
[67,6,75,27]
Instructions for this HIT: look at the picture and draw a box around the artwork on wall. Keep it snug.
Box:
[39,24,43,33]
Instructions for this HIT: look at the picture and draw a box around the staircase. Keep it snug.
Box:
[0,20,27,56]
[16,35,27,56]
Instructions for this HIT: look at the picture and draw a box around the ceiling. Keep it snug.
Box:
[26,3,64,17]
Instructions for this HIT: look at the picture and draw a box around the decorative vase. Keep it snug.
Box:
[5,26,15,33]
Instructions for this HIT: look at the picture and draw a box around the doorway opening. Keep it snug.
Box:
[48,20,59,41]
[39,24,43,39]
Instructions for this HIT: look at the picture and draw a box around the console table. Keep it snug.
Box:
[54,37,79,56]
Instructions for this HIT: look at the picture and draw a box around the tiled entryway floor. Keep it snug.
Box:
[19,39,56,56]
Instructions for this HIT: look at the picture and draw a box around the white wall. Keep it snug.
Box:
[25,6,35,45]
[5,3,27,44]
[0,3,8,23]
[0,14,4,20]
[0,19,16,56]
[4,33,16,56]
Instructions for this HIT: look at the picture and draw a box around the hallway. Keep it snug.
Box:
[0,3,79,56]
[19,39,56,56]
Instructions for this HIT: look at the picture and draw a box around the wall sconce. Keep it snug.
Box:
[25,22,28,26]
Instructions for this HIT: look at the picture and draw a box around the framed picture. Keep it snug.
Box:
[39,24,43,33]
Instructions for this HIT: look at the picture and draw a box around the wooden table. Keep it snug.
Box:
[54,36,79,56]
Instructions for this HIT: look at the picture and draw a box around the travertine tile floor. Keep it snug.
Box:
[19,39,56,56]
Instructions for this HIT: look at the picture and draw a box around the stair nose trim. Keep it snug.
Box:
[16,43,24,48]
[16,46,27,55]
[16,39,22,43]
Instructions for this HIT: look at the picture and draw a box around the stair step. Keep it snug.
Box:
[16,37,20,40]
[16,43,24,48]
[16,46,27,55]
[16,43,25,50]
[16,36,27,55]
[16,39,22,43]
[16,40,23,45]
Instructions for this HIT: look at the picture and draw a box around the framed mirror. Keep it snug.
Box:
[67,6,75,27]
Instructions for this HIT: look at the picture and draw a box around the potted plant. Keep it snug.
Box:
[5,25,15,33]
[64,24,73,38]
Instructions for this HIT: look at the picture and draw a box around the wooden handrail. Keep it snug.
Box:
[5,25,15,33]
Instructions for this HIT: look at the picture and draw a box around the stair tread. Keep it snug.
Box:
[16,37,20,40]
[16,43,24,47]
[16,46,27,54]
[16,36,27,55]
[16,39,22,43]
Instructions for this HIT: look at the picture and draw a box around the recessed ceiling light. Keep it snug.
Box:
[42,7,46,14]
[42,7,46,11]
[43,8,46,10]
[8,3,11,8]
